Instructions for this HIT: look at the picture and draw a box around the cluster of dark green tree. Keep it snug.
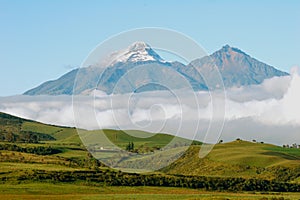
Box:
[0,143,61,155]
[13,169,300,192]
[124,142,163,153]
[0,131,55,143]
[125,142,134,152]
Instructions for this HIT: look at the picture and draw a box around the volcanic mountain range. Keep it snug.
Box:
[24,42,288,95]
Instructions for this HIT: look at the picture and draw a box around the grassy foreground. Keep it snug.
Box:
[0,112,300,199]
[0,183,300,200]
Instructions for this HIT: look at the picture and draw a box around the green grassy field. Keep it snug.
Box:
[0,112,299,199]
[163,140,300,181]
[0,183,300,200]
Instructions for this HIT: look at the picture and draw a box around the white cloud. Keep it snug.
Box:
[0,69,300,145]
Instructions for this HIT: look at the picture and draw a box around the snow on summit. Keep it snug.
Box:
[106,41,165,66]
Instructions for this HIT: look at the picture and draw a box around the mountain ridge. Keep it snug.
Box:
[24,43,289,95]
[190,44,288,88]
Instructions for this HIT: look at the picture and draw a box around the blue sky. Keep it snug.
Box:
[0,0,299,96]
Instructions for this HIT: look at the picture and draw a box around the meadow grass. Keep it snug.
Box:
[1,112,300,199]
[0,183,299,200]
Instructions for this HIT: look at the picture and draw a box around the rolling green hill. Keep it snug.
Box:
[0,112,80,143]
[0,112,189,152]
[162,140,300,182]
[0,111,299,195]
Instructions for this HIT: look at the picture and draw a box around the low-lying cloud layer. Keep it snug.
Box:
[0,69,299,145]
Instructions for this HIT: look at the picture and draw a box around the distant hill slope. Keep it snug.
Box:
[161,140,300,181]
[0,112,57,142]
[0,112,189,150]
[1,112,299,182]
[24,42,288,95]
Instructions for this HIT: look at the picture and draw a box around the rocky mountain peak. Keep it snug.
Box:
[106,41,165,66]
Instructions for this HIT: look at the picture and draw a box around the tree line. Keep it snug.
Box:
[0,143,61,155]
[0,131,55,143]
[12,169,300,192]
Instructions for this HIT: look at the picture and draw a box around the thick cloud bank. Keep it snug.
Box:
[0,70,299,145]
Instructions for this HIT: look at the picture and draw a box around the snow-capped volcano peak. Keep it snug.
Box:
[128,41,151,51]
[106,41,165,66]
